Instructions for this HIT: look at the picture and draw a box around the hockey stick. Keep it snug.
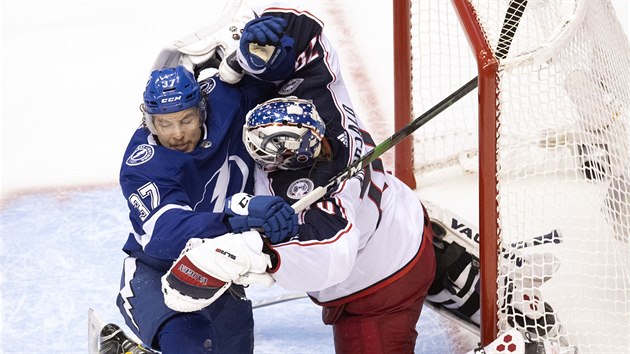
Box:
[495,0,527,60]
[88,309,105,354]
[291,77,478,211]
[252,292,309,309]
[291,0,528,212]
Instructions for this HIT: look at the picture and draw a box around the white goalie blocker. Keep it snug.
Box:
[423,201,577,354]
[150,0,255,79]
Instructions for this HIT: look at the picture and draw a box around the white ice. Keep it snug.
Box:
[2,0,628,353]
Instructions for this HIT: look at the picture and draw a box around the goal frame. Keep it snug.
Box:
[393,0,502,345]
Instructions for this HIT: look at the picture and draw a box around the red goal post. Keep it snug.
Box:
[394,0,501,344]
[394,0,630,351]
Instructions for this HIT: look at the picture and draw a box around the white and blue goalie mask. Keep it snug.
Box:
[244,97,326,170]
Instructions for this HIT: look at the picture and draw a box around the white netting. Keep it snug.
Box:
[410,1,630,353]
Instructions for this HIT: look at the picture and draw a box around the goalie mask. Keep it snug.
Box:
[244,97,326,170]
[141,65,207,135]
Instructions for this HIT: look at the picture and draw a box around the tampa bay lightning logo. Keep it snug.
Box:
[200,78,216,94]
[126,144,154,166]
[287,178,314,200]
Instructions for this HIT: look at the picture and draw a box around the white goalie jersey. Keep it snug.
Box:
[254,159,430,305]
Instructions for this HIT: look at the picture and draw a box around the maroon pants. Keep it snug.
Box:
[322,220,436,354]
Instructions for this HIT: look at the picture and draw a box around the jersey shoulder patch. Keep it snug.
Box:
[286,178,315,200]
[126,144,154,166]
[199,77,216,94]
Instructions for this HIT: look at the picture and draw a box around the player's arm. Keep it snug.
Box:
[123,172,298,262]
[160,177,364,312]
[121,172,232,261]
[150,4,253,77]
[233,15,296,81]
[222,5,327,83]
[266,175,368,291]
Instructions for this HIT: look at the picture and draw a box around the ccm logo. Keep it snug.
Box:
[161,96,181,103]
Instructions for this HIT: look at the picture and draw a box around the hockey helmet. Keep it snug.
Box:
[142,65,206,134]
[244,97,326,170]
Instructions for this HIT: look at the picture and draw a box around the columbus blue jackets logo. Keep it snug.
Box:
[286,178,315,200]
[126,144,154,166]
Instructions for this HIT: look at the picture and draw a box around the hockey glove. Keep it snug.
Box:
[162,231,275,312]
[237,16,295,80]
[242,16,287,46]
[225,193,298,244]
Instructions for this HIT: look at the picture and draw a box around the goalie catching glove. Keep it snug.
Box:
[161,231,275,313]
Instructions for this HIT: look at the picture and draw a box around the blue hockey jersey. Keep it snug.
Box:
[119,75,273,270]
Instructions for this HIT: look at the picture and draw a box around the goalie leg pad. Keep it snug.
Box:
[503,281,569,345]
[427,220,481,325]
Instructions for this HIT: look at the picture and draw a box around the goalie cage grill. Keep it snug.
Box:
[394,0,630,352]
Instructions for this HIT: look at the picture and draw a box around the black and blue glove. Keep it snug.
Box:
[237,16,295,80]
[225,193,298,244]
[241,16,287,46]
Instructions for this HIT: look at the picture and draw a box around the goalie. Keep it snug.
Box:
[161,95,573,350]
[162,96,437,353]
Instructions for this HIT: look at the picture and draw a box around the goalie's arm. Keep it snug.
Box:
[150,44,225,79]
[149,2,253,75]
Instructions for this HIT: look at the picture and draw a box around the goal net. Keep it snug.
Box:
[395,0,630,352]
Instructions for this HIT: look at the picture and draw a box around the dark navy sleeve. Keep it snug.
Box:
[253,7,324,81]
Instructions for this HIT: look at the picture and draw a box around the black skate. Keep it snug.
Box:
[99,323,156,354]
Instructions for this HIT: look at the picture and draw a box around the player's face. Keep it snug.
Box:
[152,107,202,152]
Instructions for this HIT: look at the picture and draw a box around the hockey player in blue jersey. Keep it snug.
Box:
[114,65,298,354]
[109,3,378,353]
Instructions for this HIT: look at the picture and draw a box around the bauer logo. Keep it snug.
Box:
[279,78,304,95]
[287,178,314,200]
[126,144,154,166]
[215,248,236,260]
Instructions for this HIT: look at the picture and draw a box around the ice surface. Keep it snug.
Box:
[0,186,477,353]
[3,0,627,352]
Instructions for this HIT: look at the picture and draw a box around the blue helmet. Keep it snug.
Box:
[142,65,206,134]
[244,97,326,170]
